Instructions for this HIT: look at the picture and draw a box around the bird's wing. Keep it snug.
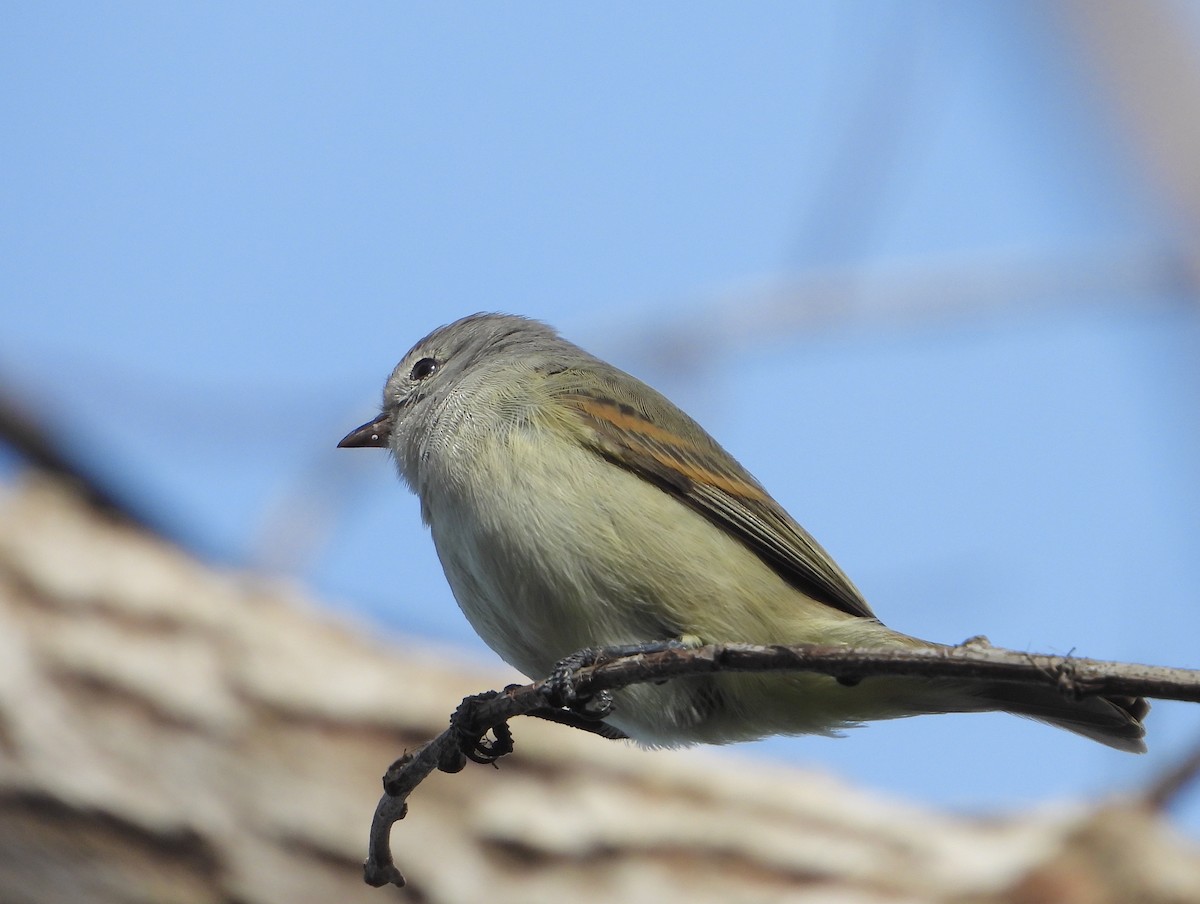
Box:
[555,382,876,621]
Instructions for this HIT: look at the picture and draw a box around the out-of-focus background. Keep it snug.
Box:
[4,0,1199,843]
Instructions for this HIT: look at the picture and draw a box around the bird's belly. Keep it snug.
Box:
[425,431,837,667]
[422,430,909,746]
[427,442,682,678]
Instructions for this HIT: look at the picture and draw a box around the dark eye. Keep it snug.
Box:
[409,357,439,381]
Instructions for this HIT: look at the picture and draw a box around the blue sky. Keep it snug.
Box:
[5,3,1199,832]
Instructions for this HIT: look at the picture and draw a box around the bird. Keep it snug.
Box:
[339,312,1148,752]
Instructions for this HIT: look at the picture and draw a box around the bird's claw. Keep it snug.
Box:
[446,691,514,769]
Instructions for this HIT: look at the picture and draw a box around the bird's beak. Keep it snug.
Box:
[338,412,394,449]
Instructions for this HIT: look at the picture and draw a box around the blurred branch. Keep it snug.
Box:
[0,383,163,535]
[364,639,1200,889]
[1144,740,1200,812]
[614,244,1191,377]
[1059,0,1200,290]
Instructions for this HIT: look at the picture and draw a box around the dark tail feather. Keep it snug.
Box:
[978,684,1149,753]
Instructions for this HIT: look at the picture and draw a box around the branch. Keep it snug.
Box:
[362,640,1200,888]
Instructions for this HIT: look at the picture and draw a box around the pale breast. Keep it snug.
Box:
[423,417,837,678]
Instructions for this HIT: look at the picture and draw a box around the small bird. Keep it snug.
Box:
[340,313,1147,752]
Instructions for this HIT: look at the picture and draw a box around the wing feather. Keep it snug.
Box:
[555,383,876,621]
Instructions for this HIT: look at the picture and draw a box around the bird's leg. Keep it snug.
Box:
[443,691,516,768]
[544,639,691,716]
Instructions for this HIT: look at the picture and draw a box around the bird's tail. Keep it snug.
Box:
[839,624,1150,752]
[968,683,1149,753]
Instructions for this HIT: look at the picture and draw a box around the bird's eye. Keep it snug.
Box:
[409,357,439,381]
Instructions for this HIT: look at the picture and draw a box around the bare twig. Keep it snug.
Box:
[362,640,1200,888]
